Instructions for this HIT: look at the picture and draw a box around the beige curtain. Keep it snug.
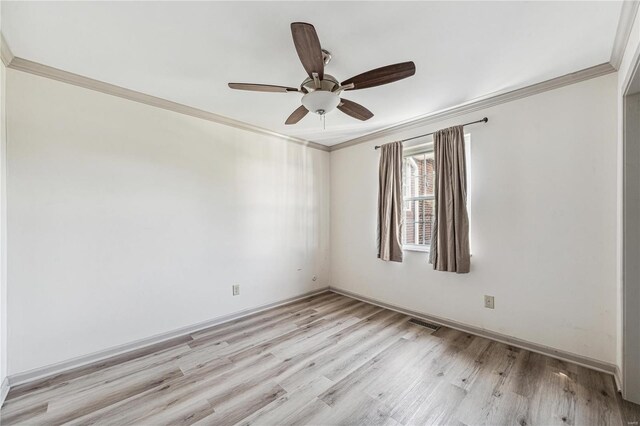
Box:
[429,126,471,273]
[377,141,403,262]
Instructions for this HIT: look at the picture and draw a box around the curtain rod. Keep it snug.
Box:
[374,117,489,150]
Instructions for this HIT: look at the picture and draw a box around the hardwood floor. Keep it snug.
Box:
[2,291,639,425]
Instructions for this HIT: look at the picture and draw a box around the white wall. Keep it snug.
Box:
[6,69,330,375]
[331,73,618,364]
[2,51,622,377]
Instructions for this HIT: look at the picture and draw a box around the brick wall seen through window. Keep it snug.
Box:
[403,151,435,247]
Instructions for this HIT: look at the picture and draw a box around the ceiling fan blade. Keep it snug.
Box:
[228,83,299,93]
[291,22,324,80]
[285,105,309,125]
[341,61,416,90]
[338,99,374,121]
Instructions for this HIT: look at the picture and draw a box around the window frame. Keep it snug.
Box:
[402,144,435,253]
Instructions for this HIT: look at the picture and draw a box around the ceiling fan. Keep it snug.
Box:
[228,22,416,125]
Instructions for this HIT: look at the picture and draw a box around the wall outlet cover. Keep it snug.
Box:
[484,295,495,309]
[232,284,240,296]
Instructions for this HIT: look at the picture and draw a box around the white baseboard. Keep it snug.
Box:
[329,286,617,377]
[0,376,9,407]
[614,365,623,393]
[7,287,329,390]
[5,285,618,399]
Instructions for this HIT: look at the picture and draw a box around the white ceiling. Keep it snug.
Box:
[1,1,623,146]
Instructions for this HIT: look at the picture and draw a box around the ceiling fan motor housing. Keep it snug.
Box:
[301,74,339,93]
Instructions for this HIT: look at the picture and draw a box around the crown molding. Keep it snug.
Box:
[1,32,331,151]
[0,20,624,154]
[328,62,616,152]
[3,50,330,153]
[611,1,640,70]
[1,34,14,67]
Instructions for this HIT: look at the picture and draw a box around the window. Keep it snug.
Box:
[402,148,435,251]
[402,135,470,252]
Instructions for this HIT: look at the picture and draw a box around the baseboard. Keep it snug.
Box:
[329,286,617,376]
[615,365,623,393]
[7,287,329,389]
[5,285,617,397]
[0,377,9,407]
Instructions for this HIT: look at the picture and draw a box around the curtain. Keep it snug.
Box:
[429,126,471,273]
[377,141,403,262]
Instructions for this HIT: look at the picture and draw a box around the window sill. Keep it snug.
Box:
[403,245,430,253]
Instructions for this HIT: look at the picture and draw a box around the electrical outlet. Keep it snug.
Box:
[484,295,494,309]
[232,284,240,296]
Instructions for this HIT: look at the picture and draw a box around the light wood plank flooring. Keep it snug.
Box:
[2,291,639,425]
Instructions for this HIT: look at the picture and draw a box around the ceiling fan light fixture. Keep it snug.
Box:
[301,90,340,115]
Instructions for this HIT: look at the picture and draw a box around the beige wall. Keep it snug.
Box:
[6,69,331,375]
[331,73,618,364]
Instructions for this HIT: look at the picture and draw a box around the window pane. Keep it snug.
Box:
[403,199,435,246]
[403,152,435,198]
